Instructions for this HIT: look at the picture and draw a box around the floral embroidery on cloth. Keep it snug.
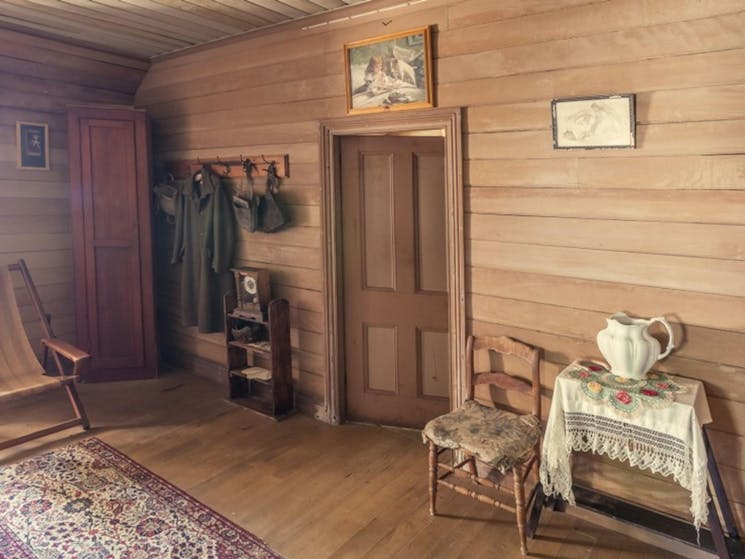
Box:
[565,361,685,414]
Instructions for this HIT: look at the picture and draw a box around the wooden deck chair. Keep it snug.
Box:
[0,259,90,451]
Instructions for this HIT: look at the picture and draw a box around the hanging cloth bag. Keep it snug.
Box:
[260,161,289,233]
[233,159,261,232]
[153,173,178,223]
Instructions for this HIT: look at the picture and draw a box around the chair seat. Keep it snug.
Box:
[423,399,541,473]
[0,372,63,403]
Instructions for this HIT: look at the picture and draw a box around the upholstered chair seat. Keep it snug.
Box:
[423,400,541,473]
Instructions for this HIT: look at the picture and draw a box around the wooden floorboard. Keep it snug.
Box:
[0,368,688,558]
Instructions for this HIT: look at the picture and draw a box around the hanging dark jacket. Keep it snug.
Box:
[171,166,236,333]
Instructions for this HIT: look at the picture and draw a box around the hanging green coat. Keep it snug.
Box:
[171,166,236,333]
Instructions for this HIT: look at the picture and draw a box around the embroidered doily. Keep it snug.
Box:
[564,361,685,414]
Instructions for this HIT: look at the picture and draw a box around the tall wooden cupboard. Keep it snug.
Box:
[67,107,157,381]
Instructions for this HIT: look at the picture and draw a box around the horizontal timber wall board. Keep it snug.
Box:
[135,0,745,532]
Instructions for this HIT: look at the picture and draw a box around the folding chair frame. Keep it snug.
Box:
[0,259,90,451]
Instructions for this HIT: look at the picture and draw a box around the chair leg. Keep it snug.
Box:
[64,383,90,429]
[466,454,477,476]
[513,465,528,556]
[428,441,438,516]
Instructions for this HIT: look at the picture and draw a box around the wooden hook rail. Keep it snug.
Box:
[164,154,289,180]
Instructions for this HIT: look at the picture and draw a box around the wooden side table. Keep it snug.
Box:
[533,360,743,559]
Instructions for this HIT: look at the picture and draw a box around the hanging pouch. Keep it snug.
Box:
[153,173,178,223]
[233,159,261,232]
[260,162,288,233]
[153,173,178,217]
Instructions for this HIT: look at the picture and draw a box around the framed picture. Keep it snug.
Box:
[344,26,433,115]
[551,94,635,149]
[16,121,49,170]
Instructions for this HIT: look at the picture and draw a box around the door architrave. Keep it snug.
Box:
[320,107,465,425]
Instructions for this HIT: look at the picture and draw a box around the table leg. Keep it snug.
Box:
[704,429,745,558]
[708,485,731,559]
[526,483,546,539]
[705,429,741,540]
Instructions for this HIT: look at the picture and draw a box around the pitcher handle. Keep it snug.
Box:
[650,316,675,359]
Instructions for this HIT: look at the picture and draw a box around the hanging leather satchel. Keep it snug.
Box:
[260,162,289,233]
[233,160,261,233]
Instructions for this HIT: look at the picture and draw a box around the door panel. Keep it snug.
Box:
[342,135,448,428]
[419,329,449,399]
[365,325,398,393]
[361,153,395,290]
[92,248,144,368]
[82,119,145,371]
[414,153,447,293]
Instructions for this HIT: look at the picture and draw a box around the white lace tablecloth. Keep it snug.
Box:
[540,360,713,530]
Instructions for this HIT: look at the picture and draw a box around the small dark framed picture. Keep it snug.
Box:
[16,121,49,170]
[551,94,636,149]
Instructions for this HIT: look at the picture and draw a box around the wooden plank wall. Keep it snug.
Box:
[135,0,745,530]
[0,29,147,357]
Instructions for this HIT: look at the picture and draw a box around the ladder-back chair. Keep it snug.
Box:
[422,335,541,555]
[0,259,90,451]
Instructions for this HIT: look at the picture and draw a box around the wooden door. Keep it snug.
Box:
[342,135,449,428]
[68,107,157,381]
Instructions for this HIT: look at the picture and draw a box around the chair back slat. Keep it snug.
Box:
[473,371,532,393]
[466,335,541,418]
[471,335,536,362]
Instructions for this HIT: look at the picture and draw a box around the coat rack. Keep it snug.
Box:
[165,154,289,180]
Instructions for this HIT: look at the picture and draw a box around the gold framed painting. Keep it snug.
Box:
[16,121,49,170]
[344,26,433,115]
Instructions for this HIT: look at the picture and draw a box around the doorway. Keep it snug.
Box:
[320,108,465,426]
[341,134,448,428]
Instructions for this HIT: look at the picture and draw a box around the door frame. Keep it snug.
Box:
[320,107,465,425]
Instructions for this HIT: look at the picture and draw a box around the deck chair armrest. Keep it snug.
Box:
[41,338,89,364]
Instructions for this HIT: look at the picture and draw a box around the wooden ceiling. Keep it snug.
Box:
[0,0,371,60]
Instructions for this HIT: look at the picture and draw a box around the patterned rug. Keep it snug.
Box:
[0,438,283,559]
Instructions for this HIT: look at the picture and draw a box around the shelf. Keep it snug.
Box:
[228,368,272,385]
[228,340,272,355]
[227,312,267,324]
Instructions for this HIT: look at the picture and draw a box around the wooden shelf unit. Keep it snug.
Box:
[224,294,294,420]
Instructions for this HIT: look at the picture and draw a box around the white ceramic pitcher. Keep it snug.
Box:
[596,312,675,379]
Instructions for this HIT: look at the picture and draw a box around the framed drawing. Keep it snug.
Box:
[551,94,635,149]
[16,121,49,170]
[344,26,433,115]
